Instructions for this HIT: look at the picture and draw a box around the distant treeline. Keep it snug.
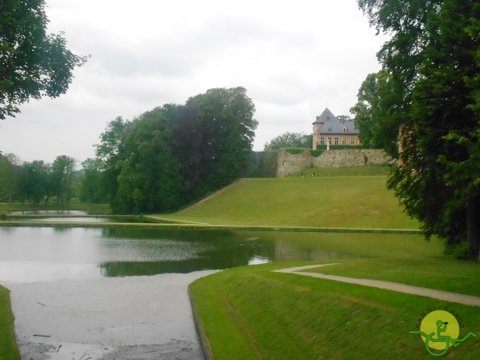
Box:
[0,154,76,206]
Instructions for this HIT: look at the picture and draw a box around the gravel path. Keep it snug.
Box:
[275,264,480,307]
[5,271,217,360]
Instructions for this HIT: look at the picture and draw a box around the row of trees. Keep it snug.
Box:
[264,132,312,150]
[353,0,480,259]
[80,87,257,214]
[0,153,76,205]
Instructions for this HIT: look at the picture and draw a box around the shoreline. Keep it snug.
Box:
[0,220,422,235]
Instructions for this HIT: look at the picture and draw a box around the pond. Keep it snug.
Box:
[0,226,353,282]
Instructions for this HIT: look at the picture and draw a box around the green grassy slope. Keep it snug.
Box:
[0,286,20,360]
[160,176,418,229]
[191,263,480,360]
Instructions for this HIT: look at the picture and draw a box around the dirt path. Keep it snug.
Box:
[275,264,480,307]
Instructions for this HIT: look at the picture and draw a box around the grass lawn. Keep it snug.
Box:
[190,262,480,360]
[159,175,418,229]
[0,286,20,360]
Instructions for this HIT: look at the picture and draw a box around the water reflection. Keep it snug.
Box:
[0,227,275,281]
[0,226,368,282]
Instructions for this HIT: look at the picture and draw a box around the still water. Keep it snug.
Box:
[0,226,352,282]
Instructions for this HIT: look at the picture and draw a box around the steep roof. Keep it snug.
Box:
[313,108,358,135]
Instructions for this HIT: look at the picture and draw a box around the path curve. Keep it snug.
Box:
[275,264,480,307]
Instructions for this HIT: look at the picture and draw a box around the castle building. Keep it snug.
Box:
[312,108,360,150]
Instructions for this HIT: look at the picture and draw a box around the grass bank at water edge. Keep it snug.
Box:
[0,285,20,360]
[190,262,480,360]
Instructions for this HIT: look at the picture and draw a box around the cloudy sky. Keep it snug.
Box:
[0,0,387,164]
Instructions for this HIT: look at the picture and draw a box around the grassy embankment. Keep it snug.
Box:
[173,167,480,359]
[0,286,20,360]
[190,260,480,360]
[157,167,419,230]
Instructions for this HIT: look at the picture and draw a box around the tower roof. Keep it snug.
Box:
[313,108,336,124]
[312,108,358,134]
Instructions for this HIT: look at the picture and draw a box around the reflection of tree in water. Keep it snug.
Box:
[98,229,277,276]
[98,229,360,276]
[99,243,270,276]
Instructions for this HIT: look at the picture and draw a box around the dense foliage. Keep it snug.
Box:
[264,132,312,151]
[83,87,257,214]
[0,0,85,119]
[358,0,480,258]
[0,153,76,205]
[350,71,403,156]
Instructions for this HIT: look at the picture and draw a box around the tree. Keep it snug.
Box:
[17,160,50,204]
[113,107,183,214]
[358,0,480,258]
[176,87,257,198]
[95,117,131,205]
[49,155,75,206]
[79,158,108,204]
[0,0,86,119]
[350,71,403,155]
[0,152,18,202]
[264,132,312,151]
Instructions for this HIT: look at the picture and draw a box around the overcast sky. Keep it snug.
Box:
[0,0,387,164]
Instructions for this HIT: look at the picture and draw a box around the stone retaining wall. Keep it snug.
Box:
[276,149,392,177]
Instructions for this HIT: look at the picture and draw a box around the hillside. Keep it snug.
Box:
[159,174,418,229]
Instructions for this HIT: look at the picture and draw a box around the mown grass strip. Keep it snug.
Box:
[0,285,20,360]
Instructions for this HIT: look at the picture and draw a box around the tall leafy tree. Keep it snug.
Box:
[50,155,75,205]
[181,87,257,197]
[359,0,480,258]
[17,160,50,204]
[0,0,86,119]
[95,117,130,206]
[114,107,183,214]
[0,152,18,202]
[79,158,108,204]
[350,70,403,155]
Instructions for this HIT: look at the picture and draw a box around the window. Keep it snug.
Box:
[350,138,355,145]
[342,138,346,145]
[334,137,339,145]
[320,137,324,145]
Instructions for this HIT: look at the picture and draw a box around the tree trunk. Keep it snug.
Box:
[467,190,480,260]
